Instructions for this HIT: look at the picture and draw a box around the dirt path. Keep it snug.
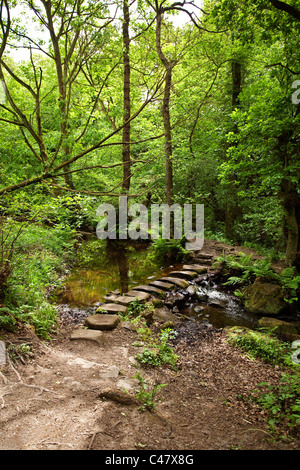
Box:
[0,240,298,451]
[0,318,298,451]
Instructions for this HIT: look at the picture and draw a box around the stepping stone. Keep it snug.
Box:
[161,277,189,288]
[0,341,6,365]
[104,293,119,302]
[113,295,139,306]
[149,280,175,291]
[96,303,127,314]
[193,258,212,266]
[168,270,198,279]
[194,252,213,259]
[182,264,208,274]
[132,285,166,297]
[125,290,151,301]
[70,329,107,346]
[85,314,120,331]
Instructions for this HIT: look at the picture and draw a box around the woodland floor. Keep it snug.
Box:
[0,240,299,452]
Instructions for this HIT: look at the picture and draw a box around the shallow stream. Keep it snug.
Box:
[54,238,258,329]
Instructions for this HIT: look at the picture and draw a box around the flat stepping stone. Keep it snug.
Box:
[104,293,119,302]
[161,277,189,288]
[182,264,208,274]
[113,295,139,306]
[149,280,175,291]
[194,252,213,259]
[132,285,166,297]
[125,290,151,301]
[113,292,150,306]
[96,303,127,314]
[168,270,198,279]
[85,314,120,330]
[70,329,107,346]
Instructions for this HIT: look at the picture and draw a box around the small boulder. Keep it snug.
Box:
[96,303,127,315]
[257,317,300,342]
[186,285,197,296]
[244,278,285,316]
[154,307,177,323]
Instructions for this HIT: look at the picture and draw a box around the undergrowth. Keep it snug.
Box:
[0,214,77,339]
[214,252,300,305]
[134,372,167,412]
[227,326,300,439]
[118,299,179,370]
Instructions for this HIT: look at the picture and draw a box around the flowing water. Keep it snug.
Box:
[181,276,258,329]
[54,238,258,329]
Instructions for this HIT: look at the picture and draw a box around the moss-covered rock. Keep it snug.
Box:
[257,317,300,342]
[244,278,285,316]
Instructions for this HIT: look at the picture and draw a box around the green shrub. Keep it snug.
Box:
[251,373,300,437]
[0,219,76,338]
[134,372,167,412]
[151,237,188,263]
[215,252,300,304]
[227,327,292,366]
[228,326,300,438]
[135,327,178,369]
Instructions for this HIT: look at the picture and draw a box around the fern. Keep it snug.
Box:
[223,276,245,286]
[216,252,299,305]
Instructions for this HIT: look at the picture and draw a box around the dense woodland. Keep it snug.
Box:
[0,0,300,336]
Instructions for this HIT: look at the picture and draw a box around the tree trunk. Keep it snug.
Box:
[122,0,131,192]
[43,0,75,189]
[163,65,174,205]
[280,178,300,267]
[225,59,242,240]
[156,11,174,205]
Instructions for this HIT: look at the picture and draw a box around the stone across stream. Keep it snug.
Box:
[70,263,210,341]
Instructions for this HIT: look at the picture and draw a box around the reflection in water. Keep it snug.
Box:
[106,242,129,294]
[56,239,177,307]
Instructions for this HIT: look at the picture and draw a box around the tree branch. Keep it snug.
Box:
[268,0,300,20]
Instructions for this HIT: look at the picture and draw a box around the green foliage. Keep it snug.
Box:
[227,326,292,365]
[215,252,300,304]
[251,373,300,438]
[280,268,300,304]
[24,302,58,340]
[0,214,76,338]
[227,325,300,437]
[126,299,149,317]
[150,238,188,263]
[135,327,178,369]
[0,306,18,331]
[7,342,33,363]
[134,372,167,412]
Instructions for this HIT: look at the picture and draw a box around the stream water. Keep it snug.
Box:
[54,238,258,329]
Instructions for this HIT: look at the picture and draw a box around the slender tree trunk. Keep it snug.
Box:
[280,178,300,267]
[43,0,74,189]
[163,64,173,205]
[122,0,131,191]
[225,59,242,240]
[156,11,174,205]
